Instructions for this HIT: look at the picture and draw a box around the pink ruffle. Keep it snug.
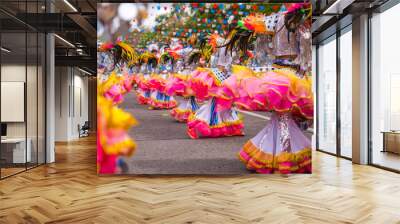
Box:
[138,83,150,91]
[97,131,117,174]
[104,85,124,104]
[213,70,314,119]
[148,98,177,109]
[121,76,134,93]
[187,119,244,139]
[170,108,191,122]
[148,77,166,93]
[136,94,149,105]
[165,76,186,96]
[188,69,219,101]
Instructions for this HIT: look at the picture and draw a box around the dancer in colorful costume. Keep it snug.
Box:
[134,50,158,105]
[165,43,199,122]
[147,47,178,109]
[97,42,138,174]
[220,3,313,173]
[186,35,244,139]
[98,41,138,103]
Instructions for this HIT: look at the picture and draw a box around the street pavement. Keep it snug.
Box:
[120,91,271,174]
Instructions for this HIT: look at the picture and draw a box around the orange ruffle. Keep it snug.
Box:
[238,140,312,174]
[170,108,192,122]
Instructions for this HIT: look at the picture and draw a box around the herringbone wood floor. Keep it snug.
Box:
[1,136,400,224]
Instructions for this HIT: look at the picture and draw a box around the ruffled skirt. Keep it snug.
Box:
[238,113,311,174]
[170,96,200,122]
[214,66,314,119]
[135,89,151,105]
[187,97,244,139]
[148,91,177,109]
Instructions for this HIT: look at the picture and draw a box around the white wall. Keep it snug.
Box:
[54,67,89,141]
[55,66,69,141]
[1,65,26,140]
[1,65,36,138]
[72,72,89,138]
[1,63,46,164]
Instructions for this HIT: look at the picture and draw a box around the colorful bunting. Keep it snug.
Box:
[141,3,285,41]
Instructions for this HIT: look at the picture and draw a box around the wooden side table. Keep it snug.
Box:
[381,131,400,154]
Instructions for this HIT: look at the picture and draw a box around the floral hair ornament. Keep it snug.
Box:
[98,42,115,52]
[239,14,268,34]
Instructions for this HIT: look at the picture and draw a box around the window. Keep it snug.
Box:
[370,3,400,171]
[0,1,47,179]
[317,35,337,154]
[339,27,352,158]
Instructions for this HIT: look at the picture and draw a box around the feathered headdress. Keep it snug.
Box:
[139,51,158,68]
[284,3,312,35]
[187,49,202,65]
[186,43,213,66]
[223,26,256,56]
[104,41,139,67]
[208,33,229,52]
[160,51,175,64]
[116,42,139,67]
[221,13,270,56]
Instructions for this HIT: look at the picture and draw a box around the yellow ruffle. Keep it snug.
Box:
[108,105,137,130]
[104,138,136,156]
[98,72,121,95]
[231,65,265,79]
[173,107,192,114]
[149,97,177,105]
[240,140,312,170]
[98,94,137,159]
[194,67,226,86]
[188,113,243,129]
[173,73,189,81]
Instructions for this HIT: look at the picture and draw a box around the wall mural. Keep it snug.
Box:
[97,2,313,175]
